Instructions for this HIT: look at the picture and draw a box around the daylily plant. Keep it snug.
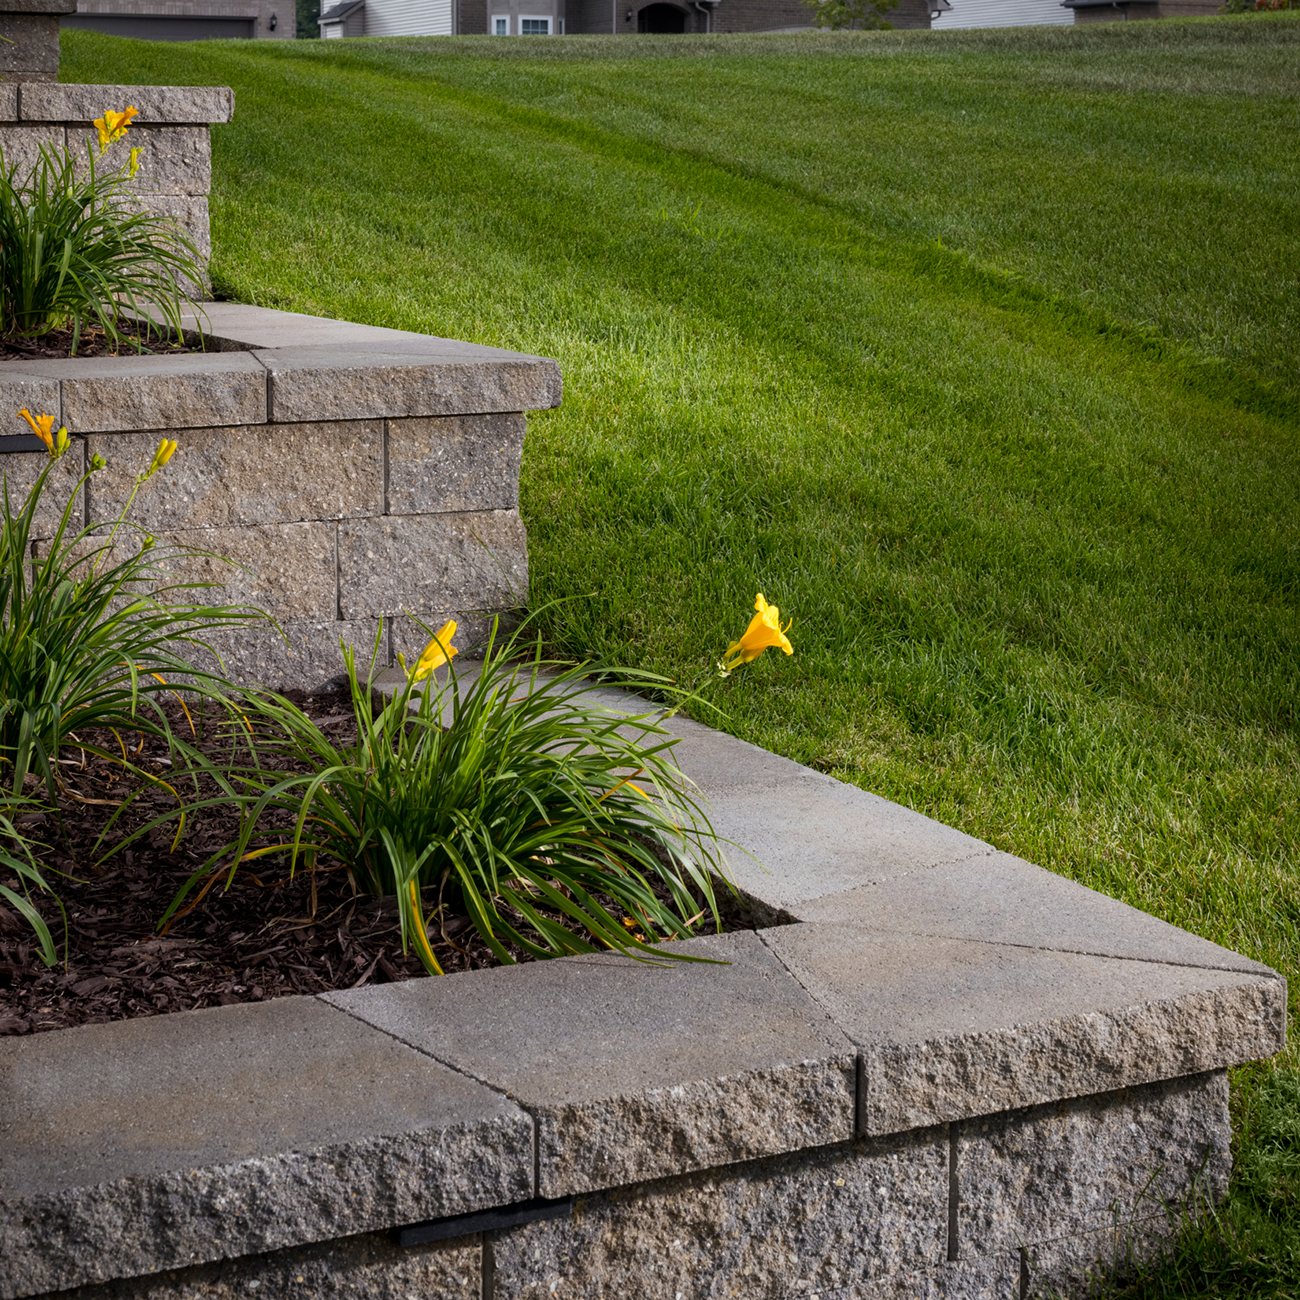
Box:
[93,106,138,153]
[399,619,459,681]
[721,593,794,674]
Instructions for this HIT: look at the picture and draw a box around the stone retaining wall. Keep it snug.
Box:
[0,84,232,272]
[0,302,562,690]
[1,686,1286,1300]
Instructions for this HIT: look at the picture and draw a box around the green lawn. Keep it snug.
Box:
[63,19,1299,1292]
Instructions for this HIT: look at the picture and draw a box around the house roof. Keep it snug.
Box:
[318,0,363,22]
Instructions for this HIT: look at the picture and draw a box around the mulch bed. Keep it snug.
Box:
[0,321,197,362]
[0,691,764,1037]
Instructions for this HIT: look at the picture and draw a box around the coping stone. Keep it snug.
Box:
[258,347,562,424]
[325,931,857,1198]
[338,510,528,620]
[0,997,532,1299]
[490,1126,948,1300]
[758,923,1286,1135]
[957,1070,1230,1256]
[86,421,384,530]
[794,851,1276,975]
[17,83,235,124]
[572,686,993,910]
[15,352,267,434]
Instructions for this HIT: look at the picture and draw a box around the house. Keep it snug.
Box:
[62,0,290,38]
[319,0,935,35]
[1059,0,1220,18]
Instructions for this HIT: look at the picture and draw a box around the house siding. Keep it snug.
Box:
[366,0,454,33]
[931,0,1069,29]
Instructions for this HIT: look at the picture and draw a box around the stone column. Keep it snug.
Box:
[0,0,76,83]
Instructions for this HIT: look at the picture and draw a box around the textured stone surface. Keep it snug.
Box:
[492,1128,948,1300]
[958,1071,1230,1254]
[190,302,556,362]
[1020,1216,1182,1300]
[0,123,62,178]
[86,421,383,530]
[75,126,211,197]
[807,1258,1012,1299]
[0,15,60,76]
[260,346,563,423]
[131,194,212,267]
[387,413,524,514]
[338,510,528,619]
[0,84,15,118]
[795,853,1275,975]
[15,352,267,434]
[189,618,385,693]
[138,520,336,622]
[328,931,857,1198]
[17,84,235,124]
[760,924,1287,1134]
[0,373,60,431]
[28,1231,480,1300]
[0,439,84,540]
[0,998,533,1299]
[568,685,993,911]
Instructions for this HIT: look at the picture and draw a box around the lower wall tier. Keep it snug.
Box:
[39,1070,1230,1300]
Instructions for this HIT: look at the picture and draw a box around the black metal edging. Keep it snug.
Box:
[394,1195,573,1248]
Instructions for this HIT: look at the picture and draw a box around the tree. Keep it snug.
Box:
[804,0,897,27]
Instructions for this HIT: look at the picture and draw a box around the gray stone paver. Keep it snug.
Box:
[0,998,532,1299]
[15,351,268,433]
[258,347,561,424]
[794,851,1275,975]
[758,923,1285,1134]
[326,931,857,1198]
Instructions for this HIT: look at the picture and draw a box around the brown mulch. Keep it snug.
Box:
[0,691,768,1037]
[0,320,197,363]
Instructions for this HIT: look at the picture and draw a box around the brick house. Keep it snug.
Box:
[319,0,934,36]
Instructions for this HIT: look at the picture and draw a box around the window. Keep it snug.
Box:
[492,13,509,31]
[520,15,551,32]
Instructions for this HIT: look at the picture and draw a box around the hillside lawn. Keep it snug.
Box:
[64,17,1299,1295]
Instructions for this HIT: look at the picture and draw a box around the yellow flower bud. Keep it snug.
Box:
[146,437,179,477]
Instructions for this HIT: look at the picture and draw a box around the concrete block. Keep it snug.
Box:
[188,618,385,693]
[327,932,857,1198]
[260,346,562,423]
[759,924,1286,1134]
[808,1258,1012,1299]
[189,302,552,359]
[86,421,384,531]
[0,373,61,436]
[958,1071,1230,1255]
[18,83,235,124]
[22,1230,481,1300]
[0,85,15,120]
[0,998,533,1298]
[690,774,990,913]
[387,413,524,514]
[338,510,528,620]
[129,194,212,267]
[491,1128,949,1300]
[140,520,337,622]
[0,16,60,78]
[795,852,1275,976]
[16,352,267,434]
[0,123,62,180]
[0,440,85,540]
[1020,1216,1182,1300]
[75,125,211,197]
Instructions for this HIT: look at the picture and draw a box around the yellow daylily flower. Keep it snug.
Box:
[405,620,458,681]
[93,105,138,151]
[18,408,69,460]
[723,593,794,671]
[147,438,178,476]
[128,147,142,177]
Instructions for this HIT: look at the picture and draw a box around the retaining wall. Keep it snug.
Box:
[0,689,1286,1300]
[0,301,561,689]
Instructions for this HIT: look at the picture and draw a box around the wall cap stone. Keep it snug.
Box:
[13,83,235,124]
